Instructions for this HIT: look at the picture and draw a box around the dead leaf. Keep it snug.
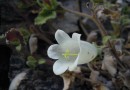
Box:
[120,55,130,68]
[90,70,100,83]
[87,31,97,43]
[9,72,27,90]
[29,34,38,54]
[93,84,110,90]
[123,70,130,89]
[103,9,120,20]
[114,39,124,55]
[60,71,75,90]
[120,70,130,89]
[96,8,107,21]
[102,48,117,77]
[125,43,130,49]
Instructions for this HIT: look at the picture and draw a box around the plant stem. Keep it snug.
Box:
[60,4,107,36]
[60,4,93,20]
[92,14,107,36]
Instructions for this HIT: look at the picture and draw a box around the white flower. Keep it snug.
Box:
[47,29,97,75]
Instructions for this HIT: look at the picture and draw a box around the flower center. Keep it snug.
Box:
[62,49,78,60]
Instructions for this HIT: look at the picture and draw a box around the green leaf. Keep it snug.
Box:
[50,0,58,8]
[92,0,103,3]
[103,36,111,45]
[121,6,130,15]
[111,21,121,37]
[10,39,20,46]
[120,15,130,26]
[19,28,30,43]
[26,56,37,69]
[0,34,5,39]
[35,9,56,25]
[35,0,58,25]
[37,0,44,7]
[16,44,21,51]
[38,58,45,64]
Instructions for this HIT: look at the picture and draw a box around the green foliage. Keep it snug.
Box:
[120,15,130,26]
[10,39,20,46]
[19,28,30,43]
[50,0,58,8]
[26,56,45,68]
[38,58,45,64]
[92,0,103,3]
[27,56,37,69]
[15,0,37,10]
[122,6,130,15]
[102,36,111,45]
[0,34,5,39]
[35,0,58,25]
[16,44,22,51]
[35,9,56,25]
[111,21,121,37]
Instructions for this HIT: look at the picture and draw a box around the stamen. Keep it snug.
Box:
[62,49,78,60]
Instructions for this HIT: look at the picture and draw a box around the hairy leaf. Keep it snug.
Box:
[35,9,56,25]
[26,56,37,68]
[16,44,21,52]
[38,58,45,64]
[103,36,111,45]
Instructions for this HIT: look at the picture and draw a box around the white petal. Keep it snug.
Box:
[72,33,81,40]
[47,44,61,59]
[55,29,70,44]
[68,55,80,71]
[53,59,70,75]
[77,41,97,64]
[68,33,81,71]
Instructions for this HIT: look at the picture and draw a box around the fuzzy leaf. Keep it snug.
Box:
[121,6,130,15]
[120,15,130,26]
[50,0,58,8]
[0,34,5,39]
[111,21,121,37]
[103,36,111,45]
[19,28,30,43]
[26,56,37,68]
[35,9,56,25]
[5,28,24,45]
[35,0,58,25]
[38,58,45,64]
[16,44,21,51]
[10,39,20,46]
[92,0,103,3]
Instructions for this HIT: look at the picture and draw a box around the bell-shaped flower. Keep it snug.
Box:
[47,29,97,75]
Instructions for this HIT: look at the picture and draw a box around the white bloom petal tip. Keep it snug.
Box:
[55,29,70,44]
[53,60,69,75]
[47,44,60,59]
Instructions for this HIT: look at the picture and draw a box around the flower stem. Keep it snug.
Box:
[59,4,93,20]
